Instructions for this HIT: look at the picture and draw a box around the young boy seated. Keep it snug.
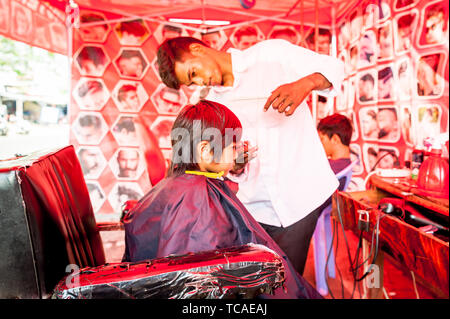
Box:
[122,100,321,299]
[317,113,353,190]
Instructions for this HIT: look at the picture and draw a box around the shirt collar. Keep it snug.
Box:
[209,47,247,94]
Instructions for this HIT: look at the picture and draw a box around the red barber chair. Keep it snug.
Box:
[0,146,283,299]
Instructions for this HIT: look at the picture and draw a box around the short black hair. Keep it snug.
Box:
[317,113,353,146]
[156,37,208,90]
[168,100,242,177]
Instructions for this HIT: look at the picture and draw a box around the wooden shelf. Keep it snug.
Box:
[333,189,449,298]
[368,175,449,217]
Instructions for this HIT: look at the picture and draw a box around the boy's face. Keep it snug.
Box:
[174,48,223,87]
[204,142,238,175]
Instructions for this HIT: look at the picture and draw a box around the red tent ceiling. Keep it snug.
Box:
[0,0,358,55]
[43,0,357,26]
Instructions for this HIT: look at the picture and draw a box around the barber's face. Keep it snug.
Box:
[174,48,223,87]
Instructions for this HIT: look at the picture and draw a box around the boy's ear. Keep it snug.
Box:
[331,133,342,145]
[197,140,213,163]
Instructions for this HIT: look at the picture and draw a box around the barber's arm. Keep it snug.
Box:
[263,73,332,116]
[263,41,344,116]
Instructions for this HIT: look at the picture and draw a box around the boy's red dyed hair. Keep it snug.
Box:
[168,100,242,176]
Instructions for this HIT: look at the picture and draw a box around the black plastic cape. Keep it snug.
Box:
[123,173,322,299]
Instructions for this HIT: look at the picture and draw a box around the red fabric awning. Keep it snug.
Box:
[1,0,357,55]
[0,0,67,55]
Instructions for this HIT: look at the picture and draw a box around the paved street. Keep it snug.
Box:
[0,122,70,160]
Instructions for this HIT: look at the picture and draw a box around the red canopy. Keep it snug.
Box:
[1,0,356,55]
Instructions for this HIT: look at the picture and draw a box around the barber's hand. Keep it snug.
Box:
[264,73,331,116]
[230,141,258,175]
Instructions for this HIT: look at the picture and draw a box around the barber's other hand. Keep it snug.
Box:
[264,73,330,116]
[230,141,257,175]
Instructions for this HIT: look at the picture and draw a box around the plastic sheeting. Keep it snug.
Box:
[52,243,285,299]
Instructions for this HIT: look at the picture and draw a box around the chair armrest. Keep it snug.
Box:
[52,244,285,299]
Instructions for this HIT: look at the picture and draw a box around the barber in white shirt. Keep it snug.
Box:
[156,37,344,275]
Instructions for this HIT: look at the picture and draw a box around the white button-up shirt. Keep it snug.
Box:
[206,39,344,227]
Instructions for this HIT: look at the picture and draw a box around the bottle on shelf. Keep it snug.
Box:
[410,145,424,180]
